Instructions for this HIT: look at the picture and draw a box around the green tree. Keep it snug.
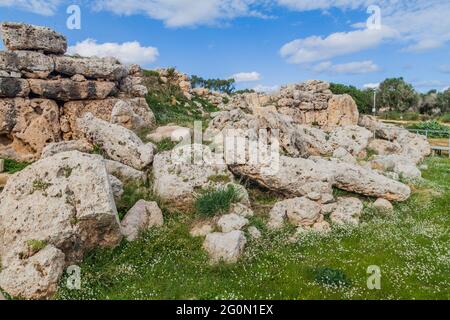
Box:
[378,77,418,112]
[436,89,450,114]
[329,83,373,114]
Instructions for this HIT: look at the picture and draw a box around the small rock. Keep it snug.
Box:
[229,203,254,217]
[203,231,247,264]
[190,222,214,237]
[373,198,394,213]
[312,220,331,233]
[330,197,364,225]
[248,226,262,239]
[121,200,164,241]
[147,125,192,143]
[217,214,249,233]
[0,174,5,188]
[268,197,322,229]
[71,74,86,82]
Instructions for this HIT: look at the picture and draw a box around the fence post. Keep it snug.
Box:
[0,159,4,173]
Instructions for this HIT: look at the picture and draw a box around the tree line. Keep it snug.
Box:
[330,78,450,118]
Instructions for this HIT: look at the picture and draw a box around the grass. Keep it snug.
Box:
[143,70,218,130]
[194,185,242,217]
[55,156,450,300]
[153,138,178,152]
[2,159,30,173]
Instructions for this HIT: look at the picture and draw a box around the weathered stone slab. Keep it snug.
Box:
[54,55,128,81]
[0,22,67,54]
[0,77,29,97]
[28,79,116,101]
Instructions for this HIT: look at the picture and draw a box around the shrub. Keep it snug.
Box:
[440,113,450,123]
[378,111,420,121]
[407,121,450,138]
[195,185,242,217]
[313,267,351,288]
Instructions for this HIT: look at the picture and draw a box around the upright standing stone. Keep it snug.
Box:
[0,159,4,173]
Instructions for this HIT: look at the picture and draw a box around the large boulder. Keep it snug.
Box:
[368,139,401,156]
[104,160,147,185]
[54,55,128,81]
[326,94,359,130]
[0,77,30,98]
[41,139,93,158]
[76,113,154,170]
[370,155,422,179]
[230,156,334,203]
[0,151,122,299]
[0,51,21,78]
[61,98,154,139]
[328,125,372,157]
[0,50,54,79]
[153,144,244,209]
[0,22,67,54]
[28,79,116,101]
[203,231,247,264]
[217,214,249,233]
[0,98,61,161]
[317,158,411,201]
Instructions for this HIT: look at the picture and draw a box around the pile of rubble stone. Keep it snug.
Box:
[0,23,433,300]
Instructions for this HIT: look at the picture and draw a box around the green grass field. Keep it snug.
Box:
[56,157,450,300]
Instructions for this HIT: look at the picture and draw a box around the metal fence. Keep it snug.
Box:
[407,129,450,157]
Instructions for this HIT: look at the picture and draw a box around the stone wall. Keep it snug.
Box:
[0,22,155,161]
[218,80,359,132]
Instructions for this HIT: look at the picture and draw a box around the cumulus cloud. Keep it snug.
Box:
[363,83,380,89]
[253,84,279,93]
[92,0,265,27]
[68,39,159,65]
[279,0,450,56]
[312,60,379,74]
[0,0,61,15]
[280,27,396,64]
[231,71,261,82]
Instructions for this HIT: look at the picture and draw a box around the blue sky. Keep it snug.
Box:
[0,0,449,92]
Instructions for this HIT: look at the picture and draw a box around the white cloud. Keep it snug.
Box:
[280,27,396,64]
[253,84,279,93]
[312,60,379,74]
[364,83,380,89]
[412,79,445,89]
[92,0,264,27]
[231,71,261,82]
[279,0,450,55]
[68,39,159,65]
[0,0,61,15]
